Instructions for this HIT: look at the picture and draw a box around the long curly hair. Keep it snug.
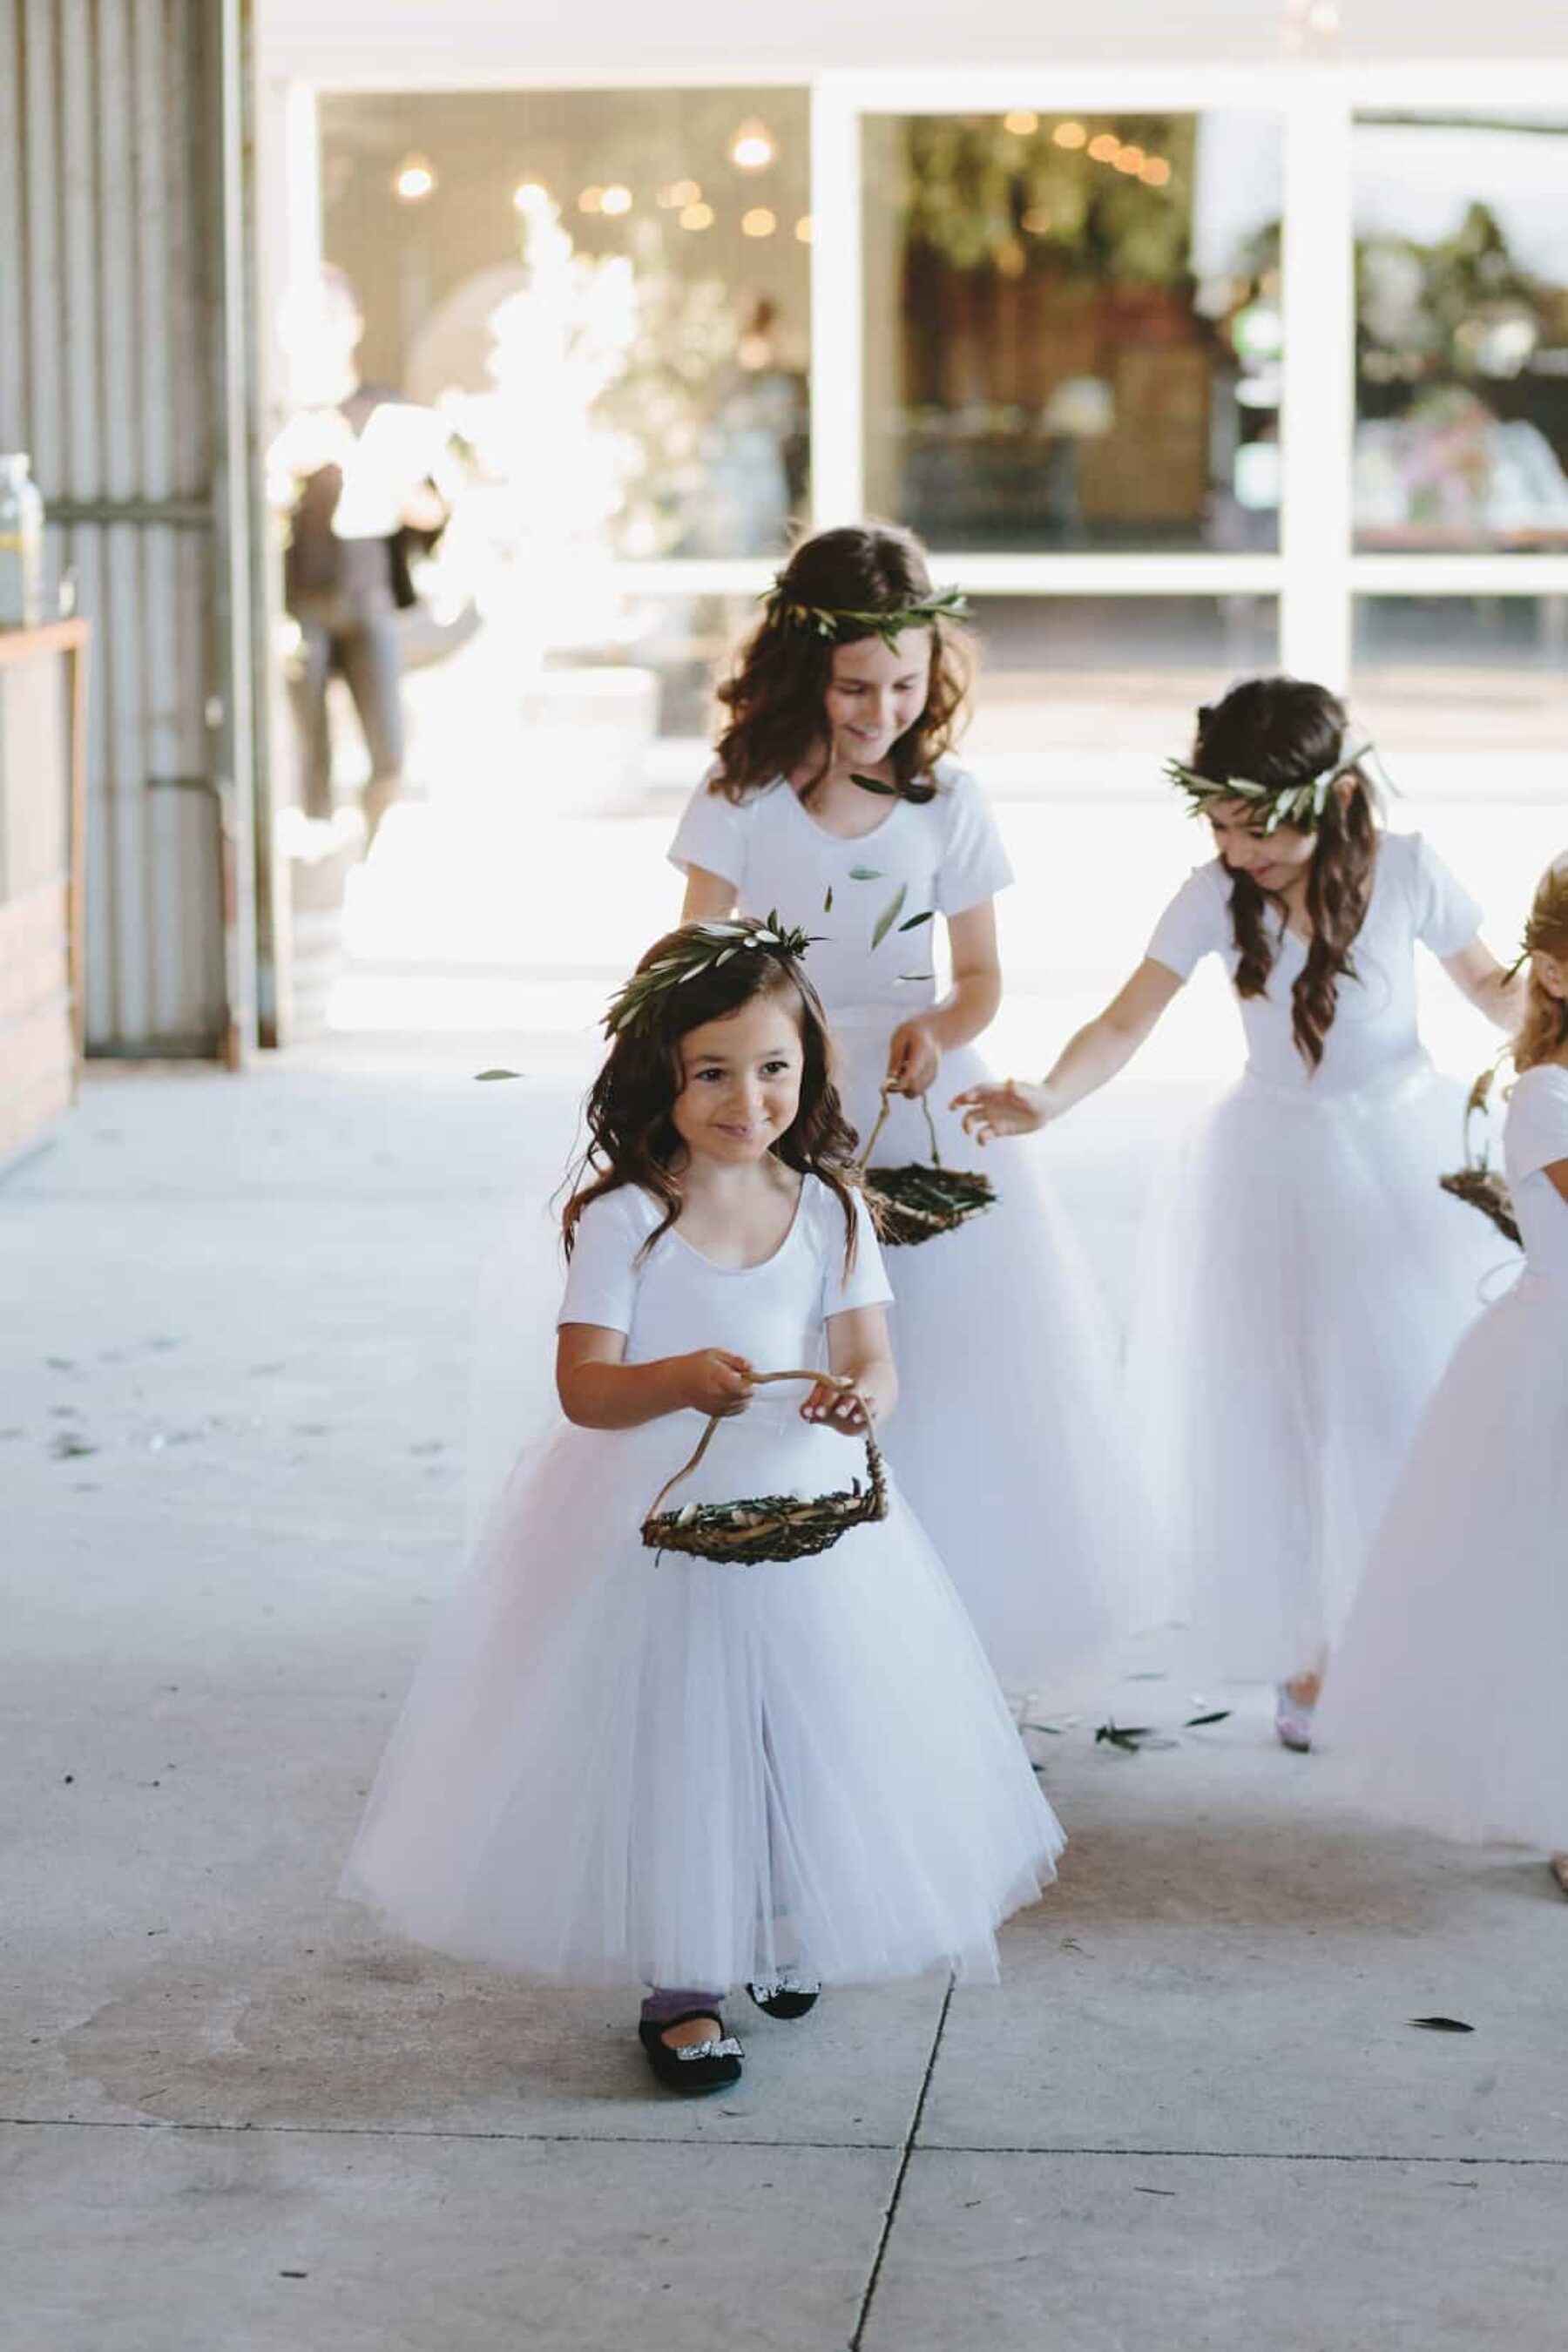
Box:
[1513,854,1568,1075]
[711,522,971,807]
[563,924,862,1264]
[1192,676,1381,1073]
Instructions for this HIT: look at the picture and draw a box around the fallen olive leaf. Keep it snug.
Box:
[871,883,909,948]
[473,1068,524,1082]
[897,909,935,932]
[848,865,883,882]
[822,886,834,913]
[1184,1710,1233,1728]
[1410,2016,1474,2033]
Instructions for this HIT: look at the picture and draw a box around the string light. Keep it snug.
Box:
[1139,156,1171,187]
[1087,132,1120,163]
[1003,110,1039,136]
[679,200,715,231]
[1052,121,1087,150]
[730,118,775,171]
[510,178,549,212]
[599,184,633,217]
[393,155,436,202]
[997,239,1026,280]
[657,179,702,209]
[578,186,604,214]
[1021,206,1051,235]
[1113,145,1145,174]
[741,206,777,238]
[794,213,814,244]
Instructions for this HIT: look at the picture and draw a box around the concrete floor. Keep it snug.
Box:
[5,1029,1567,2351]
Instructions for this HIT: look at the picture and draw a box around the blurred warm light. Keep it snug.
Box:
[679,200,715,231]
[1053,121,1087,150]
[1140,156,1171,187]
[996,239,1026,280]
[794,213,814,243]
[578,186,604,214]
[1003,110,1039,136]
[393,155,436,202]
[510,179,549,212]
[599,184,633,217]
[1021,206,1051,235]
[1088,132,1120,163]
[1114,145,1145,174]
[730,118,775,171]
[741,206,776,239]
[657,179,702,209]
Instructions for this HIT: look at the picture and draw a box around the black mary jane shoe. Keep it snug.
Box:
[746,1971,821,2022]
[638,2011,744,2097]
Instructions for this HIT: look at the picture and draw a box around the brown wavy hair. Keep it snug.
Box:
[1192,677,1381,1073]
[563,924,862,1265]
[711,522,971,807]
[1513,854,1568,1075]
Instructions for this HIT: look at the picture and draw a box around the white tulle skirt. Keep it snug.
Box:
[342,1396,1062,1990]
[1315,1270,1568,1852]
[1124,1052,1504,1682]
[829,1005,1151,1702]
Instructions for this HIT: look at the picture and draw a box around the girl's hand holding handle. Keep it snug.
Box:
[886,1020,941,1099]
[950,1078,1054,1145]
[676,1349,755,1417]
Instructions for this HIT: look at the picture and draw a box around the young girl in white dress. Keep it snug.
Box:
[1315,855,1568,1892]
[342,916,1062,2095]
[955,676,1519,1747]
[671,523,1146,1705]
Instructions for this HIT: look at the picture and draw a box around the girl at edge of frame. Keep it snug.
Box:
[954,673,1520,1750]
[1315,853,1568,1894]
[670,520,1153,1711]
[341,918,1062,2098]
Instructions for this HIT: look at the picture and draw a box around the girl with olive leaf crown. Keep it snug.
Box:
[956,676,1518,1748]
[672,523,1151,1710]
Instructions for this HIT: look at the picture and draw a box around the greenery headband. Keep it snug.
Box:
[1163,742,1380,837]
[760,580,971,648]
[604,913,816,1039]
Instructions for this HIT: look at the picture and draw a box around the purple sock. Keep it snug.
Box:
[640,1986,725,2027]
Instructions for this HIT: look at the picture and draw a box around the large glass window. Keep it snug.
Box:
[319,89,810,562]
[1353,595,1568,753]
[1354,112,1568,551]
[862,111,1283,554]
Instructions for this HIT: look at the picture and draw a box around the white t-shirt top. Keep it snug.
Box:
[668,757,1012,1015]
[1145,831,1484,1092]
[1504,1064,1568,1283]
[558,1175,892,1370]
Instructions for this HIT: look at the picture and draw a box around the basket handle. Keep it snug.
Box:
[859,1080,943,1174]
[644,1368,867,1526]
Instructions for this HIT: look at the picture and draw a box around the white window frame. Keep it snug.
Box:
[276,59,1568,693]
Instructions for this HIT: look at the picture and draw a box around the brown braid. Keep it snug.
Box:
[1193,678,1380,1073]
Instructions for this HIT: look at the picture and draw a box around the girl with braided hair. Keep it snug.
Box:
[1316,855,1568,1891]
[344,919,1060,2095]
[956,675,1518,1747]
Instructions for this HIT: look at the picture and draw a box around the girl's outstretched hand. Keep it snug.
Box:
[950,1078,1053,1145]
[886,1019,941,1099]
[676,1349,755,1417]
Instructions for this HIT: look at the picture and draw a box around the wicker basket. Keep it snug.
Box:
[640,1370,888,1565]
[860,1085,996,1248]
[1440,1065,1522,1250]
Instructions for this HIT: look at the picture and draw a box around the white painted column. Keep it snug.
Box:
[1280,77,1355,689]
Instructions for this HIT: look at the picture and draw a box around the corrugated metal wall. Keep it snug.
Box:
[0,0,259,1057]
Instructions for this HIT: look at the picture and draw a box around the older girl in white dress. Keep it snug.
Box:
[956,676,1519,1746]
[672,523,1146,1705]
[343,917,1061,2095]
[1316,856,1568,1891]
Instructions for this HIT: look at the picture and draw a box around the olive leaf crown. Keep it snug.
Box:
[1504,855,1568,980]
[1163,740,1380,837]
[604,912,818,1039]
[760,579,971,649]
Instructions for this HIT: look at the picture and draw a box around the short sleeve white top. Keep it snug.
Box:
[668,757,1012,1016]
[1145,831,1484,1092]
[558,1176,893,1373]
[1504,1065,1568,1284]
